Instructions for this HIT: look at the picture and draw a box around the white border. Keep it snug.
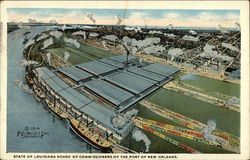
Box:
[0,1,249,160]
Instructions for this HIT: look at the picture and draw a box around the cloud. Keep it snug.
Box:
[164,13,180,21]
[7,9,240,28]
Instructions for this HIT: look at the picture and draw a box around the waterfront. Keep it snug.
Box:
[7,27,99,153]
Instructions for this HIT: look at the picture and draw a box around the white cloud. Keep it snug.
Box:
[8,10,240,28]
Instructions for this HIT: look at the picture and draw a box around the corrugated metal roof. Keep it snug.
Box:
[105,71,156,94]
[35,67,56,80]
[84,79,134,106]
[58,87,92,108]
[59,66,93,82]
[77,60,117,75]
[108,55,135,63]
[142,63,180,77]
[98,58,124,68]
[127,66,166,82]
[44,77,69,92]
[79,102,132,135]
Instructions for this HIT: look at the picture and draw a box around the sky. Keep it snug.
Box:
[7,8,240,28]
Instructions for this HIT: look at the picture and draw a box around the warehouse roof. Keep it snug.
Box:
[108,55,135,63]
[58,87,92,108]
[127,66,166,82]
[105,71,156,94]
[44,77,69,92]
[58,66,93,82]
[142,63,180,77]
[98,58,124,68]
[35,67,56,80]
[84,79,134,106]
[77,60,117,75]
[78,102,132,135]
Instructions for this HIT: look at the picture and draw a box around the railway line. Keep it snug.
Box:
[164,82,240,112]
[139,100,240,148]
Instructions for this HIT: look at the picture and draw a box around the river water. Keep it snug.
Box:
[7,26,99,153]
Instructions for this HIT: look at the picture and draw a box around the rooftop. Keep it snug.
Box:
[98,58,124,68]
[142,63,180,77]
[35,67,56,80]
[84,79,134,106]
[58,66,94,82]
[104,71,157,95]
[58,87,92,108]
[44,77,69,92]
[108,55,135,63]
[78,101,132,135]
[77,60,117,75]
[127,66,166,82]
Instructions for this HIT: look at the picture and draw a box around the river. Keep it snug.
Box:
[7,26,99,153]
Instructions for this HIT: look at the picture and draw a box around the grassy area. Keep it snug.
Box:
[46,48,89,65]
[28,41,44,64]
[79,43,113,58]
[64,47,99,61]
[176,82,229,101]
[134,104,188,129]
[146,88,240,136]
[29,31,114,66]
[121,129,188,153]
[178,73,240,98]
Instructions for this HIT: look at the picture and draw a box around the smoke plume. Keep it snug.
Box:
[112,109,138,129]
[182,35,199,42]
[49,31,62,39]
[14,80,33,94]
[86,13,96,24]
[25,39,35,49]
[218,24,229,34]
[46,52,51,66]
[19,59,38,67]
[234,22,240,30]
[168,24,173,30]
[167,48,183,57]
[189,30,197,35]
[116,15,122,25]
[200,44,233,61]
[49,19,57,24]
[132,128,151,152]
[63,52,70,63]
[101,41,109,50]
[37,33,49,42]
[221,42,239,52]
[73,31,86,42]
[180,74,197,81]
[42,37,54,49]
[28,18,39,23]
[64,37,80,48]
[89,33,99,37]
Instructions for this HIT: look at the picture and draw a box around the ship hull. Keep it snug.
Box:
[25,71,34,87]
[69,122,111,152]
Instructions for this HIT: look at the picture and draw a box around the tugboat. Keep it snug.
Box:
[23,36,29,44]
